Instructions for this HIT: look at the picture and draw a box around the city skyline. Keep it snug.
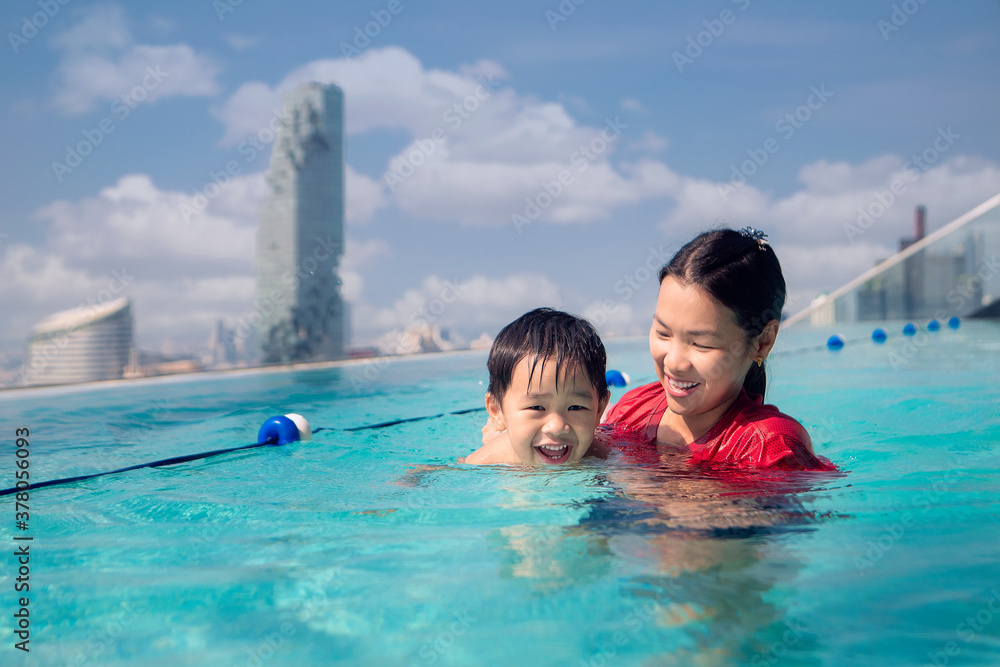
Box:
[2,1,999,361]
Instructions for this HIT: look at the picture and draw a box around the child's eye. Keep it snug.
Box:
[568,405,589,411]
[693,343,715,350]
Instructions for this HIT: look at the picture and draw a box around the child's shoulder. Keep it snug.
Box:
[463,433,515,464]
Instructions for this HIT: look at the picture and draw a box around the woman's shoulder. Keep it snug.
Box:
[732,392,810,440]
[705,391,835,470]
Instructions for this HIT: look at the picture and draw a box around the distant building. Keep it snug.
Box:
[24,297,133,386]
[787,196,1000,326]
[256,82,346,364]
[469,333,493,350]
[209,319,237,367]
[376,324,455,356]
[854,206,985,321]
[123,349,202,379]
[808,294,835,327]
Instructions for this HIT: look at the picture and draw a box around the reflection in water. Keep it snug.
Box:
[491,448,844,665]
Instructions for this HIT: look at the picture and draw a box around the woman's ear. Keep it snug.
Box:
[485,392,506,431]
[753,320,780,361]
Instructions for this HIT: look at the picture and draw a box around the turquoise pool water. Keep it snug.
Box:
[1,321,999,666]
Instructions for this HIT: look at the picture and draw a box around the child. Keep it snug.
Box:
[604,228,836,471]
[464,308,610,465]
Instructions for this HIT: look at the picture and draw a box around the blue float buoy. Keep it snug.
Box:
[826,335,845,350]
[605,370,631,388]
[871,328,887,343]
[948,316,961,329]
[902,323,917,336]
[257,415,301,445]
[927,319,940,331]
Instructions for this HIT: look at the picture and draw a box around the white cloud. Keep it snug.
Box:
[49,3,131,52]
[224,34,261,51]
[212,82,282,145]
[390,156,677,226]
[130,274,257,349]
[351,273,564,344]
[628,130,670,154]
[37,174,256,271]
[340,238,392,303]
[620,98,647,113]
[345,167,386,224]
[214,47,672,225]
[0,243,106,306]
[51,4,219,115]
[582,301,640,338]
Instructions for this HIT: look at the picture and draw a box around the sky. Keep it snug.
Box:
[1,0,999,359]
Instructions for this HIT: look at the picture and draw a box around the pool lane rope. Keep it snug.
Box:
[821,317,960,352]
[0,408,489,498]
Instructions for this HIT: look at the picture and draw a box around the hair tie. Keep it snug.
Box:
[739,227,769,250]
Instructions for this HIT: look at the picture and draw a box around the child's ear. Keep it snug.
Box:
[485,392,506,431]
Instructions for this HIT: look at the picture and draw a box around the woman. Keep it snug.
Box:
[602,227,835,471]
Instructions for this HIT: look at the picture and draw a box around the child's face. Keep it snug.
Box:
[649,276,772,420]
[487,356,608,465]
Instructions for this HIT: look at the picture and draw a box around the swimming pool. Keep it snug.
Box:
[1,321,999,666]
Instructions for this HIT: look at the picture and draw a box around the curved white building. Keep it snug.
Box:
[24,297,134,386]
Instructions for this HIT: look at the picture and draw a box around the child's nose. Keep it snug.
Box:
[543,412,571,434]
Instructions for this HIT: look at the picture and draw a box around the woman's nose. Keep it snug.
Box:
[663,340,692,372]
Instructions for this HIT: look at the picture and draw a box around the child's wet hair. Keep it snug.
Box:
[487,308,609,401]
[658,228,786,397]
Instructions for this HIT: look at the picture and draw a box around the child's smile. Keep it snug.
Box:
[534,441,572,463]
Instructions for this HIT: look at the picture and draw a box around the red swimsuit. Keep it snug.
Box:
[603,382,836,471]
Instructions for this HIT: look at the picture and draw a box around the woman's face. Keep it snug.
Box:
[648,276,759,422]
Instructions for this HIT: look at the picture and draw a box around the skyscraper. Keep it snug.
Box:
[256,83,345,363]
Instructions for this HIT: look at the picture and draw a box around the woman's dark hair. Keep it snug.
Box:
[487,308,609,401]
[657,228,785,397]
